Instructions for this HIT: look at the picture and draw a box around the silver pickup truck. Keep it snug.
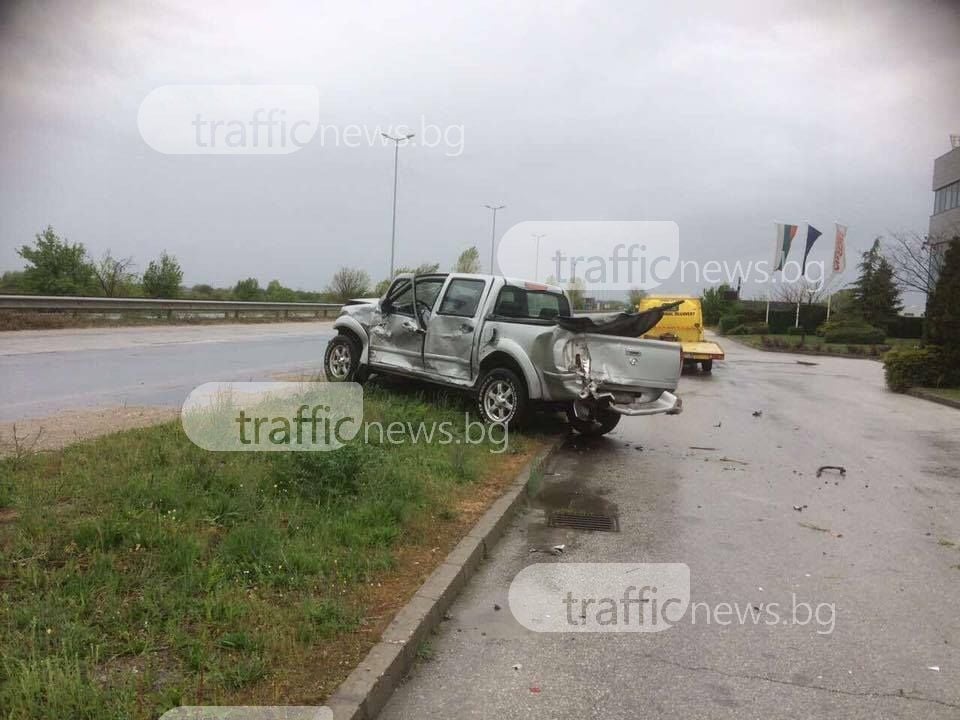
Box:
[324,273,682,435]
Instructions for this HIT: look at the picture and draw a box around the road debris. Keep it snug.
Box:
[796,360,818,366]
[793,504,808,512]
[714,421,722,427]
[927,666,941,672]
[494,603,502,611]
[689,446,718,451]
[799,521,831,533]
[719,457,749,465]
[816,465,846,478]
[512,663,522,671]
[752,410,763,417]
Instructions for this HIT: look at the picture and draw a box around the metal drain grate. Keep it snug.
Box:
[547,510,620,532]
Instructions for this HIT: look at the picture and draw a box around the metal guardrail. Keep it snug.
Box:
[0,294,343,318]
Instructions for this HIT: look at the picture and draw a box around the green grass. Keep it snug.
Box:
[919,387,960,403]
[0,384,530,719]
[730,333,919,356]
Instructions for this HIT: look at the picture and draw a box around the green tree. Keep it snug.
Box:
[142,251,183,298]
[373,262,441,296]
[701,283,734,325]
[851,238,902,328]
[327,267,371,302]
[142,253,181,297]
[926,240,960,352]
[265,279,296,302]
[454,247,481,273]
[233,277,262,300]
[17,226,96,295]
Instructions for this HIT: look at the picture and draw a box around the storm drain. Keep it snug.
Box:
[546,509,620,533]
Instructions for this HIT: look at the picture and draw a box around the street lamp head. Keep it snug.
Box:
[405,132,415,140]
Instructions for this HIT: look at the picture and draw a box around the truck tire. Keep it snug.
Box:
[476,367,527,427]
[324,334,364,382]
[566,406,621,436]
[700,359,713,373]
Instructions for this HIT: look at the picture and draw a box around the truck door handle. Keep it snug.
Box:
[460,323,474,333]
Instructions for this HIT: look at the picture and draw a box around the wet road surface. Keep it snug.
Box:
[380,339,960,719]
[0,322,335,420]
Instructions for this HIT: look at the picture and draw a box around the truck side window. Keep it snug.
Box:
[494,287,569,320]
[438,279,486,317]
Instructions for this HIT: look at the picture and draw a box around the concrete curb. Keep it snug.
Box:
[907,388,960,410]
[326,436,565,720]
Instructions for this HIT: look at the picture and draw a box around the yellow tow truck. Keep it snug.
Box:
[635,295,725,372]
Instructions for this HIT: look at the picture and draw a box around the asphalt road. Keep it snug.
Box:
[381,339,960,719]
[0,322,335,421]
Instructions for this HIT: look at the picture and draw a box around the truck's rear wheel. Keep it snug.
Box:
[566,406,621,436]
[700,359,713,372]
[476,367,527,427]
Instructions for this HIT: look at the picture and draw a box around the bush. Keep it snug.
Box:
[823,321,885,345]
[786,326,806,336]
[727,322,769,335]
[886,315,924,339]
[883,347,947,392]
[718,314,745,335]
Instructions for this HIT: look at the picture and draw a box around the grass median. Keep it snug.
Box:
[728,333,918,357]
[0,384,548,719]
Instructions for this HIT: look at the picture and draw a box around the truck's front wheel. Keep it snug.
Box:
[324,334,364,382]
[476,368,527,427]
[566,406,621,436]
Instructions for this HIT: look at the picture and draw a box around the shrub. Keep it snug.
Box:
[886,315,924,340]
[883,346,946,392]
[718,314,745,335]
[786,327,806,336]
[823,321,885,345]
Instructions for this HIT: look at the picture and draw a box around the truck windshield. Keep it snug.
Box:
[493,286,570,320]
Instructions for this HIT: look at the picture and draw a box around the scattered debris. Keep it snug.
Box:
[528,544,566,556]
[552,544,565,554]
[799,521,831,533]
[530,686,542,694]
[719,457,749,465]
[512,663,522,671]
[816,465,846,478]
[796,360,818,366]
[714,421,722,427]
[793,504,808,512]
[689,446,718,451]
[752,410,763,417]
[442,611,452,621]
[493,603,502,611]
[927,666,941,672]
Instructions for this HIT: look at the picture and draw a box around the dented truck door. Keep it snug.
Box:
[422,276,490,382]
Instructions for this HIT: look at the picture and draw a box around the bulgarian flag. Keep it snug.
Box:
[773,223,799,272]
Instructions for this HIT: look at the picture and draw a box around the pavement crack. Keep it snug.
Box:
[637,653,959,710]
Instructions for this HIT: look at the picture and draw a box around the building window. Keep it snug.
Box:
[934,180,960,215]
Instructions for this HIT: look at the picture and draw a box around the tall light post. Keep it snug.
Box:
[382,132,415,278]
[531,233,546,281]
[484,204,505,273]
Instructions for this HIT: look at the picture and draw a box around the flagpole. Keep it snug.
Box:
[826,293,832,321]
[765,299,770,325]
[795,300,801,329]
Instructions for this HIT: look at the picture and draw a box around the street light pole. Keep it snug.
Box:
[382,132,415,278]
[484,204,505,274]
[531,233,546,281]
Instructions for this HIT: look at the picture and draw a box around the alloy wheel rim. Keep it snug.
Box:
[483,379,515,422]
[329,344,351,379]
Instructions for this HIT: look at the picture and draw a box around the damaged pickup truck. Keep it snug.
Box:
[324,273,683,435]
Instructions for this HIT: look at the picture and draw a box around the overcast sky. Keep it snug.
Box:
[1,0,958,304]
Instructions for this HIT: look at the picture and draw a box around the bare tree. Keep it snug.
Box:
[92,250,136,297]
[883,230,952,296]
[327,267,371,301]
[773,275,843,305]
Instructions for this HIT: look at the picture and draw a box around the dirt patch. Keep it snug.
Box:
[0,406,178,456]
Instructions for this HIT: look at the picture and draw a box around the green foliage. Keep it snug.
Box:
[718,312,745,335]
[786,326,806,336]
[627,287,646,310]
[141,251,183,298]
[885,315,924,340]
[17,226,96,295]
[851,238,902,328]
[264,279,296,302]
[0,270,27,292]
[453,246,481,273]
[883,346,949,392]
[701,284,734,325]
[926,240,960,352]
[726,322,769,335]
[823,320,885,344]
[233,277,261,300]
